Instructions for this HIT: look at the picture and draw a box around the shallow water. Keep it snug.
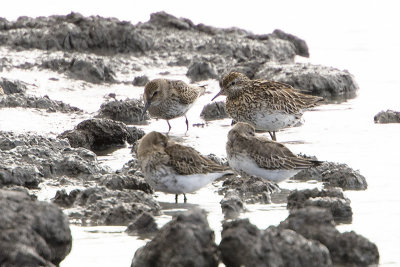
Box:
[2,1,400,265]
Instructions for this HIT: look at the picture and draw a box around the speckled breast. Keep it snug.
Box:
[148,99,192,120]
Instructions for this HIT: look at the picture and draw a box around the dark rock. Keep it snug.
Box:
[0,12,153,53]
[96,99,150,124]
[132,75,150,86]
[272,29,309,57]
[52,189,81,208]
[0,131,110,188]
[148,11,194,30]
[0,93,83,113]
[287,188,352,223]
[42,57,116,83]
[127,127,146,145]
[219,218,332,267]
[58,118,133,151]
[126,211,158,235]
[279,207,379,266]
[293,161,368,190]
[255,63,359,101]
[132,208,218,267]
[374,109,400,123]
[0,189,72,266]
[0,77,27,94]
[220,190,245,219]
[200,101,228,120]
[230,59,268,79]
[186,60,218,82]
[69,58,116,83]
[61,186,160,226]
[322,163,368,190]
[100,173,153,194]
[0,12,301,77]
[219,175,282,204]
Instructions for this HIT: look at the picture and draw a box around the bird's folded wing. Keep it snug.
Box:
[165,143,227,175]
[253,80,323,112]
[170,80,202,105]
[237,136,313,170]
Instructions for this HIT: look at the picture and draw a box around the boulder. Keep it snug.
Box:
[219,175,283,204]
[0,189,72,266]
[186,60,218,82]
[0,131,109,188]
[42,57,116,83]
[126,211,158,235]
[219,218,332,267]
[96,99,150,123]
[0,77,27,94]
[279,207,379,266]
[272,29,309,57]
[99,173,153,193]
[0,93,82,113]
[0,12,303,77]
[58,118,140,151]
[374,109,400,123]
[255,63,359,100]
[132,208,218,267]
[220,190,245,219]
[287,188,352,223]
[293,161,368,190]
[53,186,160,226]
[200,101,228,120]
[132,75,150,86]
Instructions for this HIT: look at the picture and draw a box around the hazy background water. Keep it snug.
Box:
[2,0,400,266]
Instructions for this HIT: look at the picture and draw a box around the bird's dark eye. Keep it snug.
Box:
[152,91,158,98]
[231,81,236,86]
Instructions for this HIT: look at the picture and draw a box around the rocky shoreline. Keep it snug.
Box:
[0,12,379,266]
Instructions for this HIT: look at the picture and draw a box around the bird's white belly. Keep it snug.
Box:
[251,112,300,131]
[228,154,300,183]
[144,168,226,194]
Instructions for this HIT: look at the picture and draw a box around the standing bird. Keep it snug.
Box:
[212,72,323,141]
[141,79,205,132]
[226,122,321,183]
[137,131,232,203]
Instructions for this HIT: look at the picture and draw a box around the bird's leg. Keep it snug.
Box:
[167,120,172,133]
[269,131,277,141]
[184,115,189,131]
[183,193,187,203]
[175,194,178,203]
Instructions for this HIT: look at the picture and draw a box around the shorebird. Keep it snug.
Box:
[226,122,321,182]
[212,71,323,141]
[137,131,232,202]
[141,79,205,132]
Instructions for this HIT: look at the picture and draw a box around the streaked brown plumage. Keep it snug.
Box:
[226,122,321,182]
[137,131,232,202]
[212,71,323,140]
[141,79,205,132]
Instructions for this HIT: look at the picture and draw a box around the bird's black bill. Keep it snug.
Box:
[141,100,151,120]
[211,91,222,101]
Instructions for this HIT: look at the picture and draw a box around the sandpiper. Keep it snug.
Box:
[141,79,205,132]
[212,71,323,140]
[137,131,232,202]
[226,122,321,182]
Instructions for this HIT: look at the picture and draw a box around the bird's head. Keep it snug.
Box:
[137,131,168,158]
[212,72,249,101]
[141,79,168,119]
